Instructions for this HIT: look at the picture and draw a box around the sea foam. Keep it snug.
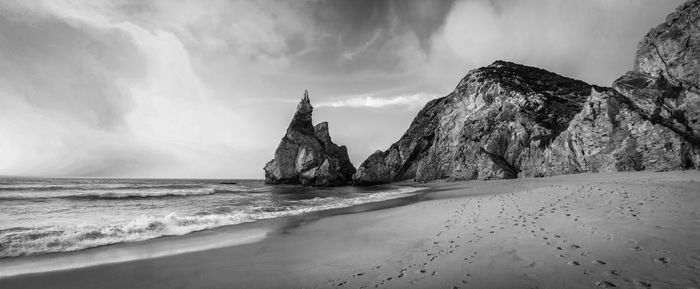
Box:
[0,187,231,200]
[0,186,424,258]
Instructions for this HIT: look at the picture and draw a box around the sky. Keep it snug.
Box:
[0,0,686,178]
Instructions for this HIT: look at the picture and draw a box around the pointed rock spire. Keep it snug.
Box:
[265,90,356,186]
[287,90,314,136]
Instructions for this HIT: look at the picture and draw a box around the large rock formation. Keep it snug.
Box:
[535,88,698,176]
[264,91,356,186]
[536,0,700,175]
[353,61,597,184]
[619,0,700,152]
[354,0,700,185]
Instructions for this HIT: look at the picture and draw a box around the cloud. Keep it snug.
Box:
[0,0,253,178]
[155,0,316,73]
[0,0,688,178]
[422,0,687,87]
[342,29,383,61]
[316,93,438,110]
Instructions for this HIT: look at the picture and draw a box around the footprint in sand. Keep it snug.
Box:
[595,280,617,287]
[632,280,652,288]
[654,257,670,264]
[593,260,607,265]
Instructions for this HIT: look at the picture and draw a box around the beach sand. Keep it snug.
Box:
[1,171,699,289]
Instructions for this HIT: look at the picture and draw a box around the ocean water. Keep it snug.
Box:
[0,177,422,258]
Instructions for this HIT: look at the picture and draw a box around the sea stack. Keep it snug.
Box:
[264,90,356,186]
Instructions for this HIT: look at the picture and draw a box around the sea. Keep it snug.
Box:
[0,177,422,259]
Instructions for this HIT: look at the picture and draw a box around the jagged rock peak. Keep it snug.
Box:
[299,89,311,111]
[288,89,314,135]
[264,90,356,186]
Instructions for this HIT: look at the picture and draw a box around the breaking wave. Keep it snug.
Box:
[0,186,424,258]
[0,212,252,258]
[0,187,252,201]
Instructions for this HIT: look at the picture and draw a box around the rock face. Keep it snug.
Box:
[264,91,356,186]
[353,61,596,184]
[617,0,700,153]
[354,0,700,185]
[539,0,700,175]
[536,89,698,175]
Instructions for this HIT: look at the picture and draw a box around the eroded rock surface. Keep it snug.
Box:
[354,61,596,184]
[264,91,356,186]
[616,0,700,150]
[537,89,698,176]
[354,0,700,185]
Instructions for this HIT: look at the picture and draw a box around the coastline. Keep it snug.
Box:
[1,171,699,289]
[0,185,429,279]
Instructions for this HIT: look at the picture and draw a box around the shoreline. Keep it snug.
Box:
[1,171,699,289]
[0,186,429,278]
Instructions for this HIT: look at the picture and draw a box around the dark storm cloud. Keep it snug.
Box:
[298,0,454,73]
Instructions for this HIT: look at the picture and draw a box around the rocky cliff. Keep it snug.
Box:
[353,61,598,184]
[537,0,700,176]
[354,0,700,185]
[619,0,700,153]
[264,91,356,186]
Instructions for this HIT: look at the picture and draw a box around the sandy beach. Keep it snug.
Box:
[1,171,699,289]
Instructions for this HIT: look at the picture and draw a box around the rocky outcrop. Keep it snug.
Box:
[536,89,698,176]
[354,61,596,184]
[617,0,700,150]
[264,91,356,186]
[354,0,700,185]
[537,0,700,175]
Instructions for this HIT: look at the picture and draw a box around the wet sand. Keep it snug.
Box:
[1,171,699,289]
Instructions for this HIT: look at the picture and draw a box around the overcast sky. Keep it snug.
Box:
[0,0,685,178]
